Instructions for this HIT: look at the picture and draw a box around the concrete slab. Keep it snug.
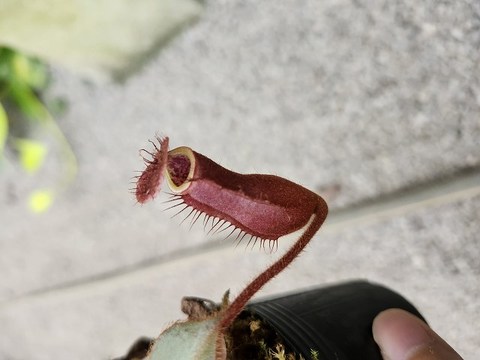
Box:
[0,2,479,358]
[2,0,479,301]
[1,190,478,359]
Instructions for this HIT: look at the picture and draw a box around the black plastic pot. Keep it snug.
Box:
[245,280,425,360]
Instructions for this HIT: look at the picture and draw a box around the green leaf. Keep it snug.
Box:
[9,82,48,121]
[0,102,8,154]
[0,58,9,82]
[11,53,47,89]
[14,138,48,174]
[28,189,54,213]
[11,52,31,82]
[0,47,14,81]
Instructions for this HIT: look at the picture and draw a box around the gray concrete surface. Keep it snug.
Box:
[1,1,479,359]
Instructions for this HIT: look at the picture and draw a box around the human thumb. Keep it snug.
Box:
[372,308,463,360]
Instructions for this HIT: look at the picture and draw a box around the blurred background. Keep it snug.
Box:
[0,1,479,359]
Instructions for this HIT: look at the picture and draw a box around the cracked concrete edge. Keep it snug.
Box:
[326,167,480,230]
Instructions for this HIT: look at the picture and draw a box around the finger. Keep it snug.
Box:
[372,308,463,360]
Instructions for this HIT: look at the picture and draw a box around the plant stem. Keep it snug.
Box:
[217,197,328,332]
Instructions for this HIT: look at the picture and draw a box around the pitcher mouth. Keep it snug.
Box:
[166,146,196,193]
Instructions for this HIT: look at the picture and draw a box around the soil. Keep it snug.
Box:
[224,310,299,360]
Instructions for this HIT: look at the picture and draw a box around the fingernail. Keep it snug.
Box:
[373,309,433,360]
